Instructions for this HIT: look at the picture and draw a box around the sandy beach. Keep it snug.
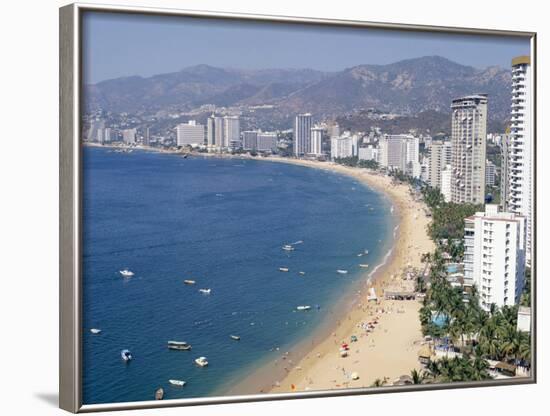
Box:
[226,157,435,395]
[86,144,436,394]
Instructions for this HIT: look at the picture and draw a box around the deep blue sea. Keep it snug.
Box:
[82,147,394,404]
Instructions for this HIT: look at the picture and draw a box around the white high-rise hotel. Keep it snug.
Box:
[294,113,312,156]
[505,56,533,264]
[464,205,526,311]
[450,95,488,204]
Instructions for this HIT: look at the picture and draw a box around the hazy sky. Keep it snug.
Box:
[83,11,530,84]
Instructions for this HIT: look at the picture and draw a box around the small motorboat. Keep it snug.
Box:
[359,264,369,268]
[336,270,348,275]
[296,305,311,311]
[167,341,191,351]
[155,388,164,400]
[230,335,241,341]
[199,288,211,295]
[282,245,295,251]
[119,269,134,278]
[183,279,196,285]
[121,349,133,362]
[364,249,369,255]
[195,356,209,367]
[169,379,186,387]
[279,267,289,272]
[298,271,306,276]
[90,328,102,334]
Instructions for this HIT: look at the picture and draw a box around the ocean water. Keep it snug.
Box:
[82,147,394,404]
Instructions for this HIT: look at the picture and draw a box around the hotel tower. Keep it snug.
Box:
[450,95,488,204]
[505,56,533,265]
[294,113,312,156]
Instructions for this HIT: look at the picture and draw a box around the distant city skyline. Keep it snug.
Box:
[83,12,530,84]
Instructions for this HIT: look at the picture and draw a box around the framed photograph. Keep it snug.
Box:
[59,3,536,412]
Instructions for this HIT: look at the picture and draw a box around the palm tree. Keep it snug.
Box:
[410,369,425,384]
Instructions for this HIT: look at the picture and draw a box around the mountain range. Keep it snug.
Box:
[85,56,513,127]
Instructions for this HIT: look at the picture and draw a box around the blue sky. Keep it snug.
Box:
[83,11,530,84]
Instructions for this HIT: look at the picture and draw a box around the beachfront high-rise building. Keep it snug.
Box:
[330,136,353,160]
[358,145,379,162]
[310,127,324,156]
[464,204,526,311]
[428,141,452,189]
[176,121,205,147]
[206,115,216,147]
[122,128,136,145]
[104,128,111,143]
[506,56,533,265]
[450,95,488,204]
[223,116,240,149]
[242,131,258,151]
[294,113,312,156]
[500,131,511,211]
[257,132,278,152]
[379,134,420,178]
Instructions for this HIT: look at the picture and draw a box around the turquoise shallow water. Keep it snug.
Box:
[82,148,394,404]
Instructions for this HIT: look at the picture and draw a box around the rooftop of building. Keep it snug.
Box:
[512,55,531,67]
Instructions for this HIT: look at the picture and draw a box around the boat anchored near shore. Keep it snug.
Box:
[359,264,369,268]
[121,349,133,362]
[336,269,348,275]
[167,341,191,351]
[169,379,186,387]
[279,267,289,272]
[296,305,311,311]
[119,269,134,277]
[183,279,196,285]
[195,356,209,367]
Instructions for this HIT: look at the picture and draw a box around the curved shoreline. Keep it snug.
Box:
[84,144,435,396]
[219,157,435,396]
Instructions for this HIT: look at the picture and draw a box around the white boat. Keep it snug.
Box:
[282,245,295,251]
[364,249,369,255]
[183,279,196,285]
[296,305,311,311]
[90,328,102,334]
[298,271,306,276]
[169,379,186,387]
[230,335,241,341]
[195,356,209,367]
[167,341,191,351]
[279,267,289,272]
[121,349,133,362]
[119,269,134,277]
[336,270,348,275]
[359,264,369,268]
[199,288,211,295]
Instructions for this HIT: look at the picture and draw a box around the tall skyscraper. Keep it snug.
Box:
[176,121,205,146]
[464,204,526,311]
[450,95,488,204]
[294,113,312,156]
[206,115,216,146]
[310,127,324,156]
[500,131,511,212]
[506,56,533,264]
[223,116,240,149]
